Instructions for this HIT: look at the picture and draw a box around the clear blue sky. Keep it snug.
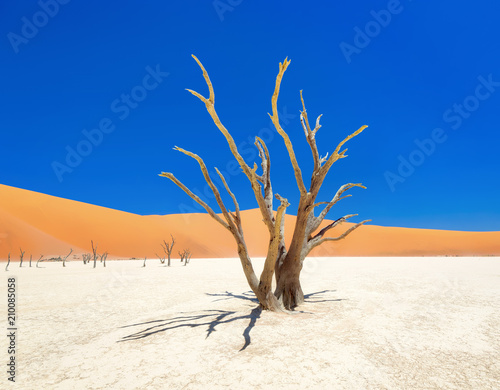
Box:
[2,0,500,231]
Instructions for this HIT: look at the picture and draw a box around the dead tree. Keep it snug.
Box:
[91,241,98,268]
[62,248,73,267]
[155,252,165,264]
[29,254,32,267]
[178,249,191,266]
[161,235,175,266]
[143,256,147,267]
[101,252,108,267]
[82,253,91,264]
[19,248,25,267]
[160,56,369,310]
[36,255,44,268]
[5,253,10,271]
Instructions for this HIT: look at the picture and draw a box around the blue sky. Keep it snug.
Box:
[1,0,500,231]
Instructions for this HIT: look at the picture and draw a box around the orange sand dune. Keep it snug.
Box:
[1,184,499,260]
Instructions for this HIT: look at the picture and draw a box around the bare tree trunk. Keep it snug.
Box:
[19,248,25,267]
[236,246,284,312]
[101,252,108,267]
[178,249,192,266]
[29,254,32,267]
[91,241,98,269]
[36,255,43,268]
[62,248,73,267]
[274,216,307,309]
[5,253,10,271]
[273,197,311,308]
[166,235,175,267]
[156,253,165,264]
[275,254,305,309]
[82,253,90,264]
[143,257,147,267]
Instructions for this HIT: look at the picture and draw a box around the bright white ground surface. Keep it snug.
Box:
[2,257,499,389]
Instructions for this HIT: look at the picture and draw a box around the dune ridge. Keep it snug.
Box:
[1,184,499,259]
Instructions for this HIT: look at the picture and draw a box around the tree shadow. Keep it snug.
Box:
[118,307,262,351]
[207,289,344,305]
[303,289,345,304]
[118,290,342,351]
[205,290,258,303]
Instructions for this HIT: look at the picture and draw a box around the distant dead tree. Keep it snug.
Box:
[157,235,175,266]
[82,253,91,265]
[179,249,191,266]
[19,248,25,267]
[91,241,98,269]
[143,256,147,267]
[160,56,369,310]
[155,251,165,264]
[36,255,44,268]
[62,248,73,267]
[5,253,10,271]
[101,252,108,267]
[29,254,32,267]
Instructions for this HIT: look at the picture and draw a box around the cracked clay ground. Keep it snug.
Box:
[2,257,499,389]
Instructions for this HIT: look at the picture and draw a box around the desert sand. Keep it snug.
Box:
[1,184,499,260]
[1,256,499,389]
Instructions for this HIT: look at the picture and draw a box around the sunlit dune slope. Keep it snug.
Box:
[1,184,499,259]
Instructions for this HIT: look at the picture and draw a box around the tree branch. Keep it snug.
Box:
[313,113,323,136]
[188,55,214,105]
[321,125,368,175]
[186,58,250,177]
[171,146,240,235]
[259,194,290,289]
[186,55,274,233]
[268,58,307,195]
[159,171,230,231]
[308,183,366,233]
[311,214,357,241]
[300,90,322,174]
[254,137,274,221]
[215,167,243,235]
[307,218,371,255]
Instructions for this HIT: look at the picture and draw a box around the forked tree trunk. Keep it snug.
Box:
[256,287,284,312]
[236,243,285,312]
